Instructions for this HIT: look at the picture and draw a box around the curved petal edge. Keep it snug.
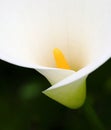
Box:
[43,76,87,109]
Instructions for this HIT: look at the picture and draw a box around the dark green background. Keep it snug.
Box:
[0,59,111,130]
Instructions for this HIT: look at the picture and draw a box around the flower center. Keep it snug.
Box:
[53,48,71,70]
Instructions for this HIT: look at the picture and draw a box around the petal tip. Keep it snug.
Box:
[43,78,86,109]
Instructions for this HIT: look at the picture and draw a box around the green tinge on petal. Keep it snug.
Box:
[43,77,86,109]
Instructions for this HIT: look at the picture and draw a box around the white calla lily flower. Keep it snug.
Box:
[0,0,111,109]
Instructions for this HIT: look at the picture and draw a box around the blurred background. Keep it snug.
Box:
[0,59,111,130]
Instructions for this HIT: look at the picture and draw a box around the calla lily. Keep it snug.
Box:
[0,0,111,109]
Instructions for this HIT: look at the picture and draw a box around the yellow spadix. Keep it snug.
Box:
[53,48,71,70]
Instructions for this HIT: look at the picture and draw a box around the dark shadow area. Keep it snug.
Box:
[0,59,111,130]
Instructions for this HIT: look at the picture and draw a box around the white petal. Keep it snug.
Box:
[0,0,110,68]
[43,76,87,109]
[0,0,111,108]
[37,68,75,85]
[42,53,110,108]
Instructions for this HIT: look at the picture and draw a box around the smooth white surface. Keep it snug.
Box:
[0,0,110,69]
[0,0,111,108]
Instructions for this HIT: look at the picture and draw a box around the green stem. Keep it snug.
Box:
[83,99,105,130]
